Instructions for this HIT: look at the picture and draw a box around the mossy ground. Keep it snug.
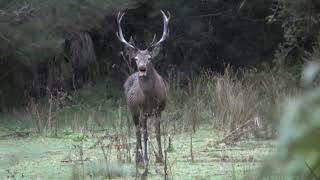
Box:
[0,128,275,179]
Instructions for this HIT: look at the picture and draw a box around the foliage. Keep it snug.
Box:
[0,0,135,108]
[0,0,130,62]
[261,48,320,178]
[271,0,320,69]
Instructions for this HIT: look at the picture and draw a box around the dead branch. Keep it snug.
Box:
[216,119,253,145]
[61,157,89,163]
[0,130,32,139]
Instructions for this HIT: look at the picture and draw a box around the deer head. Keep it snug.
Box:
[116,10,170,77]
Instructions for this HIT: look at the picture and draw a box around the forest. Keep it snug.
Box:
[0,0,320,179]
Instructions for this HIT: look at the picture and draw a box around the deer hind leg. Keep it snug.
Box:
[155,113,163,163]
[133,115,143,165]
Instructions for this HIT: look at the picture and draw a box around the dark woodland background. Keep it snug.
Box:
[0,0,319,109]
[1,1,320,178]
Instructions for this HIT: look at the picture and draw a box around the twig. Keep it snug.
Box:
[147,137,158,160]
[238,0,247,12]
[89,132,129,149]
[90,137,103,149]
[239,17,266,23]
[61,158,89,163]
[189,9,232,18]
[0,34,10,43]
[164,149,168,180]
[207,148,247,151]
[48,94,53,130]
[305,162,319,180]
[190,133,194,162]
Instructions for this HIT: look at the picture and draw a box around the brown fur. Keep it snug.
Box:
[116,10,170,168]
[124,53,167,164]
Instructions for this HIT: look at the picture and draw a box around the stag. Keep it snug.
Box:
[116,10,170,166]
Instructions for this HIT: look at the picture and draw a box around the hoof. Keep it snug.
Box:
[142,168,148,176]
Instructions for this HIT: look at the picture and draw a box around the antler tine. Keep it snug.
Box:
[150,34,157,45]
[166,10,171,20]
[149,10,171,48]
[116,11,136,49]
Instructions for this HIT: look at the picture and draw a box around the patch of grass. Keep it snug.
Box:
[0,69,300,179]
[57,81,127,131]
[0,129,274,179]
[0,80,128,135]
[71,160,135,179]
[0,110,36,133]
[1,67,299,137]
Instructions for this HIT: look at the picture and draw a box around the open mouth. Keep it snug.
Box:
[138,67,147,76]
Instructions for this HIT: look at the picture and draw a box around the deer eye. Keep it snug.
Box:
[134,57,138,61]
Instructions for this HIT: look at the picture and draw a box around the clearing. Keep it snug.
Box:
[0,128,275,179]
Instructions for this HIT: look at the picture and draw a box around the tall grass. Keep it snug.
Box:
[1,65,299,140]
[0,66,302,179]
[163,66,299,138]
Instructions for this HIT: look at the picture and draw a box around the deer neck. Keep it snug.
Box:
[138,63,157,95]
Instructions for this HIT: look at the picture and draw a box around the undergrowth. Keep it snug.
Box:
[0,67,301,179]
[0,67,300,139]
[164,66,299,139]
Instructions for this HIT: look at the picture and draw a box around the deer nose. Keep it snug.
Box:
[138,66,146,72]
[138,65,147,76]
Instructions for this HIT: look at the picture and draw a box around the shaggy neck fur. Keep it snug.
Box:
[138,63,156,96]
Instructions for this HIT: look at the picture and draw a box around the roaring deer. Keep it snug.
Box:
[116,10,170,165]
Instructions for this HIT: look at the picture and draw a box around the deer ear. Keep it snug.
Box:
[124,37,137,59]
[151,45,161,58]
[129,36,135,46]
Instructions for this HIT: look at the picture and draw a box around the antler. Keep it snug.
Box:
[149,10,171,49]
[116,12,136,49]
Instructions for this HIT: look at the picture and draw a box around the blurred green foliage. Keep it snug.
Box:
[262,59,320,178]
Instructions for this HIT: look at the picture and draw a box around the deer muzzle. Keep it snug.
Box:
[138,66,147,76]
[138,66,147,77]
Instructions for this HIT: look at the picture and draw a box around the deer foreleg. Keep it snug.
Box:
[142,115,149,164]
[133,115,143,164]
[155,113,163,163]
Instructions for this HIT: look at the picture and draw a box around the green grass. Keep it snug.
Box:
[0,69,298,179]
[56,82,127,131]
[0,129,275,179]
[0,81,127,133]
